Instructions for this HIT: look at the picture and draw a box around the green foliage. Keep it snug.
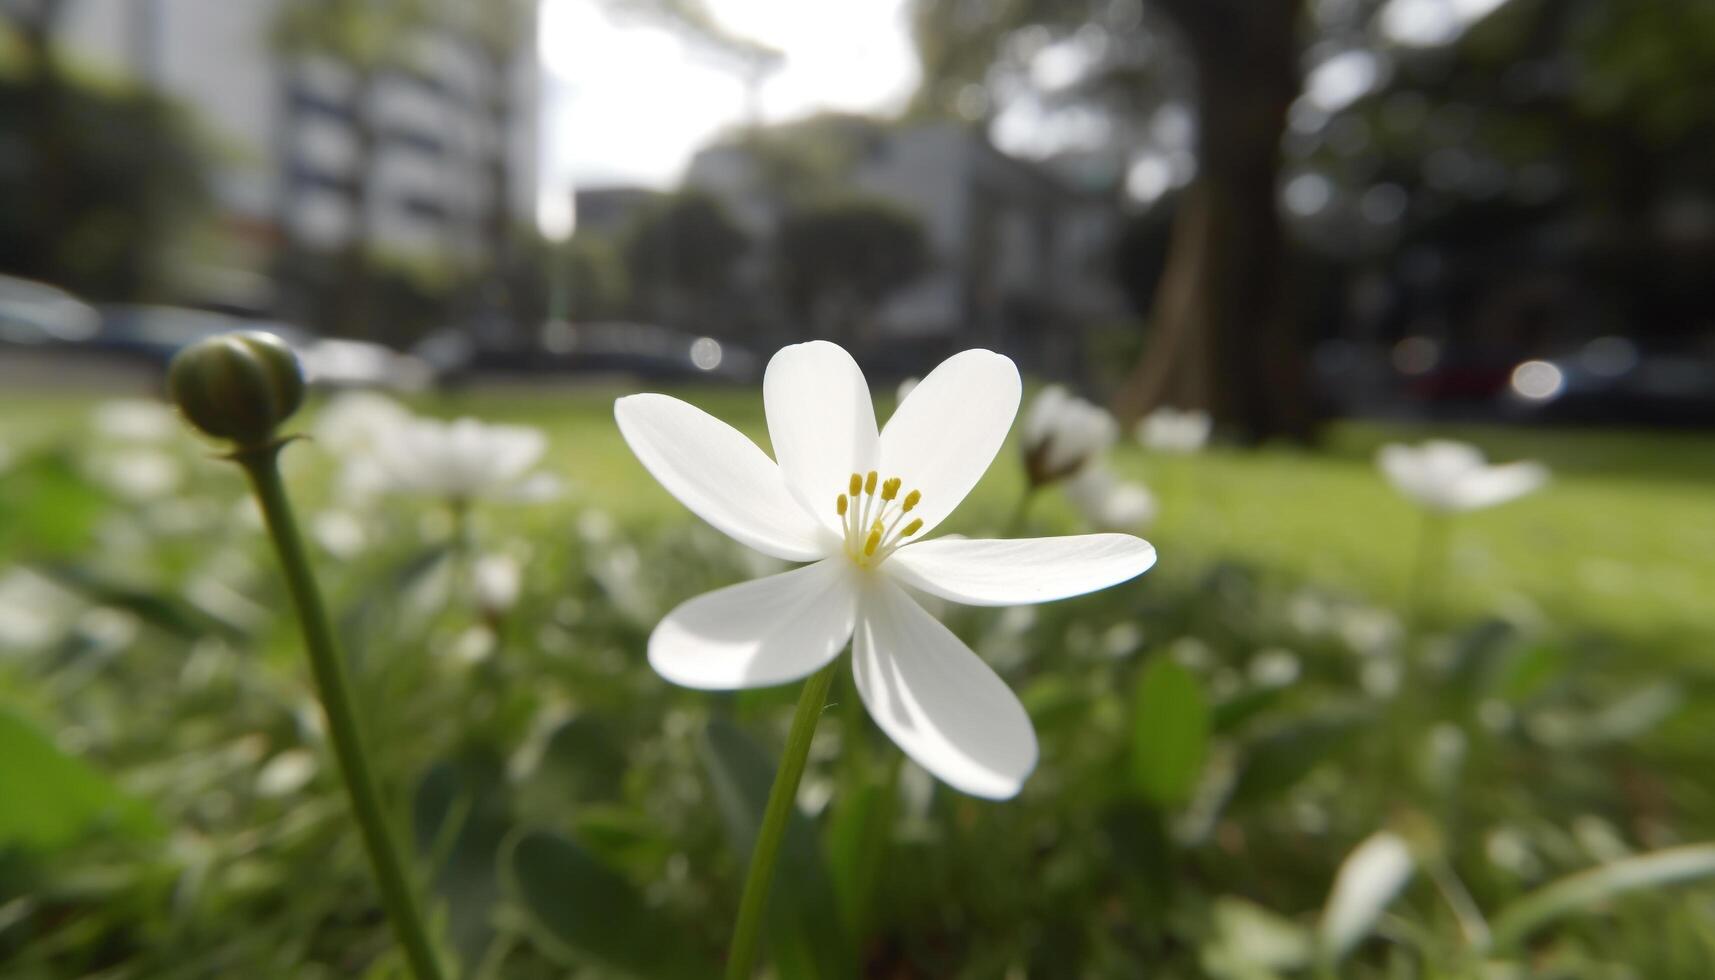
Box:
[1130,658,1209,806]
[776,196,930,340]
[2,391,1715,977]
[0,706,153,851]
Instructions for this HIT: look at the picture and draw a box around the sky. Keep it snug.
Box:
[535,0,920,234]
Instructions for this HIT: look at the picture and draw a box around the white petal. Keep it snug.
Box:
[886,533,1156,606]
[1320,831,1415,960]
[851,578,1037,799]
[879,349,1020,535]
[615,394,831,561]
[485,424,548,481]
[763,341,879,527]
[648,559,858,690]
[1451,460,1547,511]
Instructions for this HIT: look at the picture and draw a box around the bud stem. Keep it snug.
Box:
[232,444,446,980]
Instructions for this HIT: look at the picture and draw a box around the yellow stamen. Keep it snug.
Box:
[902,518,923,537]
[881,477,900,501]
[864,527,882,555]
[902,489,920,512]
[864,470,878,495]
[849,473,862,496]
[836,494,848,516]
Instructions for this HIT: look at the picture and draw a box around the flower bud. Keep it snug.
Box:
[168,331,305,446]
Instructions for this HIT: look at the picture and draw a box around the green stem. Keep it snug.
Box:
[725,659,840,980]
[234,443,446,980]
[1407,510,1451,635]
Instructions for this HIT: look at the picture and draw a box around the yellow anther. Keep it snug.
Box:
[864,527,882,556]
[871,518,884,535]
[881,477,901,501]
[902,489,921,512]
[902,518,923,537]
[864,470,878,495]
[836,494,848,516]
[849,473,862,496]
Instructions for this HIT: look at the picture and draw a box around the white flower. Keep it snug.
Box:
[1320,831,1415,961]
[614,342,1157,798]
[92,398,180,442]
[1376,439,1547,513]
[1021,385,1119,485]
[473,553,523,616]
[372,416,559,503]
[1137,406,1212,454]
[1063,465,1157,531]
[313,392,414,500]
[896,377,919,403]
[313,391,412,454]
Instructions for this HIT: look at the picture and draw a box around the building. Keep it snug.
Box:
[47,0,538,321]
[685,120,1126,376]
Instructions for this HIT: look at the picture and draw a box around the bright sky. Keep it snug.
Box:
[536,0,920,232]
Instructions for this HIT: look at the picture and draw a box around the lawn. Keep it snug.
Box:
[445,384,1715,656]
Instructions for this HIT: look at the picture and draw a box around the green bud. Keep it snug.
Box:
[168,330,305,446]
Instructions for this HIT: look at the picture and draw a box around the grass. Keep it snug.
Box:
[6,382,1712,655]
[459,384,1715,659]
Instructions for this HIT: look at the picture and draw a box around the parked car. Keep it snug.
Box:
[0,274,100,347]
[91,305,432,390]
[1505,337,1715,426]
[421,321,762,384]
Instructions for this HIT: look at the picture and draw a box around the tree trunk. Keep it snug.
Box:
[1113,0,1313,442]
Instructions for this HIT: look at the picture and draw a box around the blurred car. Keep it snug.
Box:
[1504,337,1715,426]
[89,305,306,365]
[0,274,101,347]
[90,305,432,390]
[298,337,434,391]
[422,321,762,384]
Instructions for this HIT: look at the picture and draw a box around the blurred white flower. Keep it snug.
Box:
[312,509,368,559]
[1021,385,1119,485]
[256,748,318,798]
[373,416,559,504]
[1137,406,1212,454]
[313,392,414,500]
[313,391,412,453]
[896,376,919,403]
[1063,465,1157,531]
[1249,647,1302,688]
[473,552,523,616]
[92,398,179,442]
[1320,831,1415,961]
[1376,440,1548,513]
[93,449,182,500]
[615,341,1156,799]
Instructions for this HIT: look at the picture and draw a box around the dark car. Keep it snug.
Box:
[1504,337,1715,427]
[424,321,762,384]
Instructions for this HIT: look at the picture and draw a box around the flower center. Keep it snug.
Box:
[835,470,924,568]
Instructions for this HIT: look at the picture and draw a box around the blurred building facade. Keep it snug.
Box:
[685,121,1126,375]
[45,0,538,319]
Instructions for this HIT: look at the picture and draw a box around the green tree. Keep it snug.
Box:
[911,0,1310,439]
[775,197,929,343]
[623,191,748,328]
[0,8,210,300]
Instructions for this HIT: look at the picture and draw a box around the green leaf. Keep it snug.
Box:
[1490,844,1715,950]
[412,751,512,970]
[1227,711,1368,810]
[0,706,154,850]
[501,829,707,978]
[700,719,854,980]
[1131,658,1210,806]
